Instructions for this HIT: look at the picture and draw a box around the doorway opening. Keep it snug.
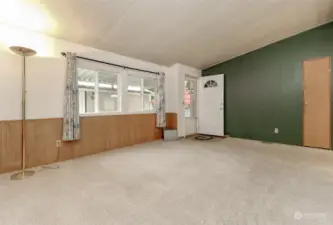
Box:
[184,76,197,136]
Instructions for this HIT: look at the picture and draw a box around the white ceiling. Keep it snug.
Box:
[8,0,333,68]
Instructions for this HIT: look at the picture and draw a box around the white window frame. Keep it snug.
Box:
[78,71,120,115]
[142,77,158,112]
[126,74,158,114]
[184,76,197,119]
[77,59,158,117]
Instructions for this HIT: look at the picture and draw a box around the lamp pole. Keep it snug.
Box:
[9,46,37,180]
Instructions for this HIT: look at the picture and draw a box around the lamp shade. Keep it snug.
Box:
[9,46,37,56]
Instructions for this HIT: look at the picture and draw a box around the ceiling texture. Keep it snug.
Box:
[4,0,333,69]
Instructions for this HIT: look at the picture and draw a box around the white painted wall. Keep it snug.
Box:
[0,25,166,121]
[0,51,22,120]
[165,63,202,137]
[25,56,66,119]
[165,65,179,113]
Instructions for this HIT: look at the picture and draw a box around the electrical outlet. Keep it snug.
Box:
[274,128,279,134]
[56,140,62,148]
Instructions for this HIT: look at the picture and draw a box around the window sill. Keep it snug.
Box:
[80,111,156,118]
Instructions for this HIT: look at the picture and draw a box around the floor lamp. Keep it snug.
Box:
[10,46,37,180]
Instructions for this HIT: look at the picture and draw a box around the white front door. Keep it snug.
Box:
[198,75,224,136]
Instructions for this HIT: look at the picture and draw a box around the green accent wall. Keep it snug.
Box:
[203,22,333,147]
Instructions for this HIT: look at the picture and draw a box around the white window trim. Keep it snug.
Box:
[80,111,156,118]
[140,78,144,112]
[78,68,158,116]
[94,72,99,113]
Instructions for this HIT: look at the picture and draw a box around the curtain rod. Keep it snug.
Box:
[61,52,160,75]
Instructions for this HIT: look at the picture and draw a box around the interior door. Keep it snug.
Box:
[303,57,331,149]
[198,75,224,136]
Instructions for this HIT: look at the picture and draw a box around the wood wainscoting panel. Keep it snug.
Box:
[0,121,22,173]
[0,114,161,173]
[25,118,62,168]
[61,114,161,161]
[166,113,178,129]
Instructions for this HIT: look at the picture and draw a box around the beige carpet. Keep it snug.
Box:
[0,138,333,225]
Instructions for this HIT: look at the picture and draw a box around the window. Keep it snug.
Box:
[184,77,197,118]
[77,59,158,115]
[127,75,157,112]
[143,78,157,111]
[127,75,142,112]
[98,72,118,112]
[204,80,218,88]
[78,68,119,114]
[78,68,96,113]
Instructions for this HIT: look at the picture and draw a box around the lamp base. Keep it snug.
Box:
[10,170,35,180]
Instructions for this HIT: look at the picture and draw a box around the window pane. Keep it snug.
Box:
[184,80,191,117]
[184,78,197,118]
[78,68,96,90]
[99,92,118,112]
[79,89,85,114]
[128,75,142,112]
[78,68,119,114]
[85,91,95,113]
[190,80,197,118]
[78,68,97,113]
[143,78,157,111]
[98,71,118,112]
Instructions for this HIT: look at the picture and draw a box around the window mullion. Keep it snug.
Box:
[141,78,144,111]
[116,73,121,112]
[95,72,99,113]
[121,71,128,113]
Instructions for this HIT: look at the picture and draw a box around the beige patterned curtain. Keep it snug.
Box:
[62,52,80,141]
[156,72,166,128]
